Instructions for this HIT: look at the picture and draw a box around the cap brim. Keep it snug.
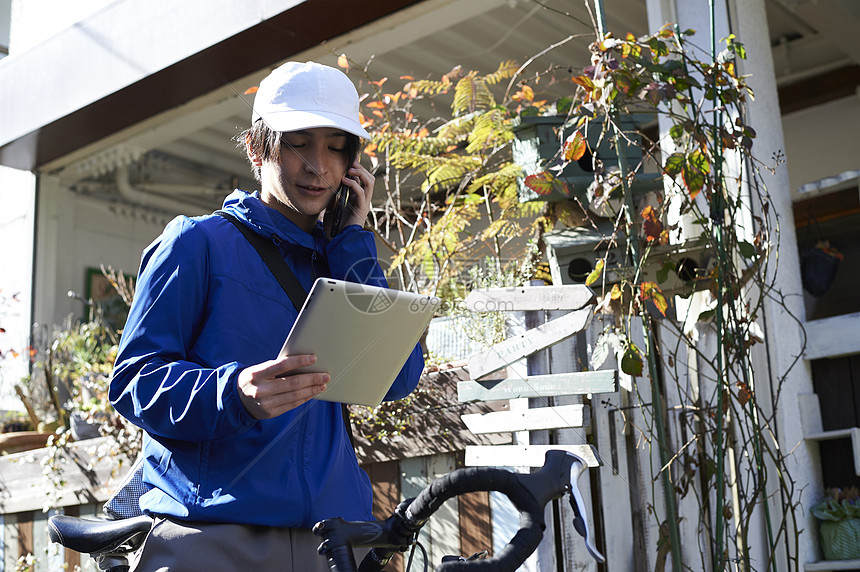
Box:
[255,109,370,140]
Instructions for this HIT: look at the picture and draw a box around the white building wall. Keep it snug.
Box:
[0,165,35,411]
[782,96,860,197]
[33,175,168,328]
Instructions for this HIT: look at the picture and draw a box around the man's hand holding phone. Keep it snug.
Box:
[326,157,374,238]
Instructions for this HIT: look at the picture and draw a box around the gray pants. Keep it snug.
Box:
[130,517,359,572]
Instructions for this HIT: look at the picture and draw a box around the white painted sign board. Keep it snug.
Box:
[461,404,590,434]
[465,285,594,312]
[457,370,617,402]
[465,444,601,468]
[467,306,594,380]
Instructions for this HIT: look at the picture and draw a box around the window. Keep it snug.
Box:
[793,184,860,320]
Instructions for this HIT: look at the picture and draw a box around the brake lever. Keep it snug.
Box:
[568,455,606,563]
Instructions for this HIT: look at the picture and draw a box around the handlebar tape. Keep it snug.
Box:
[404,467,546,572]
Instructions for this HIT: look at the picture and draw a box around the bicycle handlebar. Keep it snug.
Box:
[314,450,605,572]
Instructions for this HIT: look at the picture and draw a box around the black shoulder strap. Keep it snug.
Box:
[217,211,307,312]
[216,211,356,448]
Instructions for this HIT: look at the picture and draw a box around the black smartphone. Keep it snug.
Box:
[329,183,349,237]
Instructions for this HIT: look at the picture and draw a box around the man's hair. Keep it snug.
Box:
[239,120,362,182]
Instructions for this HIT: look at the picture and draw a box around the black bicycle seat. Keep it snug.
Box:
[48,515,152,555]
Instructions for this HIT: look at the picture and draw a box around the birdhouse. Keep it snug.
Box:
[545,224,715,296]
[512,114,660,205]
[544,223,626,286]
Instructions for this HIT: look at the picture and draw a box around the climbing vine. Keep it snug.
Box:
[338,10,800,571]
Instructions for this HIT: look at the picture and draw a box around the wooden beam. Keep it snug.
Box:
[804,311,860,360]
[461,404,590,434]
[777,64,860,115]
[0,0,426,171]
[457,370,617,402]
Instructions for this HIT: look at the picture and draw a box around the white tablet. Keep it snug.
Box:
[278,278,441,406]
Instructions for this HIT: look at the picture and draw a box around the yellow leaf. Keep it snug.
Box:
[563,132,587,162]
[585,259,605,286]
[640,281,668,316]
[513,85,534,102]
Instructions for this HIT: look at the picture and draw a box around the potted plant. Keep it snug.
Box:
[0,413,52,455]
[812,487,860,560]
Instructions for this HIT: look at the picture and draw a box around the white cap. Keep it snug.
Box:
[251,61,370,139]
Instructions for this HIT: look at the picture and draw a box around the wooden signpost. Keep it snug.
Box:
[461,404,590,434]
[457,370,617,402]
[465,444,601,469]
[458,284,617,469]
[465,284,597,381]
[464,285,595,312]
[466,307,594,381]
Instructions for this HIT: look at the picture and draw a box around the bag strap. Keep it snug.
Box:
[217,211,307,312]
[216,211,356,448]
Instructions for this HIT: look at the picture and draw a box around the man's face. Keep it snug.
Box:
[258,127,351,232]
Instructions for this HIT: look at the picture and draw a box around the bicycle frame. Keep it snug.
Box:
[314,449,605,572]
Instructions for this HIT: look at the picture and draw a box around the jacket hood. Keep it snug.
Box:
[220,189,327,253]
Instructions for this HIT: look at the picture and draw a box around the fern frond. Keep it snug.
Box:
[484,60,520,86]
[465,108,515,154]
[436,112,480,140]
[424,156,482,193]
[466,162,522,197]
[410,79,453,96]
[478,219,522,242]
[453,72,495,117]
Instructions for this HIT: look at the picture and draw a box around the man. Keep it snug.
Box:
[110,61,424,571]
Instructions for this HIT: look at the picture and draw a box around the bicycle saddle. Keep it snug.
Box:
[48,515,152,555]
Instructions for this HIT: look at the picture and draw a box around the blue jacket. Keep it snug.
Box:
[110,189,424,527]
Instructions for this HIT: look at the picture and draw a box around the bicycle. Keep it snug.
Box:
[48,449,604,572]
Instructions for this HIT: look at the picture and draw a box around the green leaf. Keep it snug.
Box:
[669,124,685,140]
[664,153,685,176]
[647,38,669,58]
[738,240,756,259]
[683,150,710,199]
[621,343,644,377]
[557,96,573,115]
[698,309,716,321]
[656,262,673,284]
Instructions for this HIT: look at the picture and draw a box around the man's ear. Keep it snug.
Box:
[245,133,263,167]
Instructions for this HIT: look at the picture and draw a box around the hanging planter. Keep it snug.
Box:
[801,240,843,297]
[812,489,860,560]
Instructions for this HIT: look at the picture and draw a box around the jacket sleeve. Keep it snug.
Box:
[325,225,425,401]
[109,217,256,441]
